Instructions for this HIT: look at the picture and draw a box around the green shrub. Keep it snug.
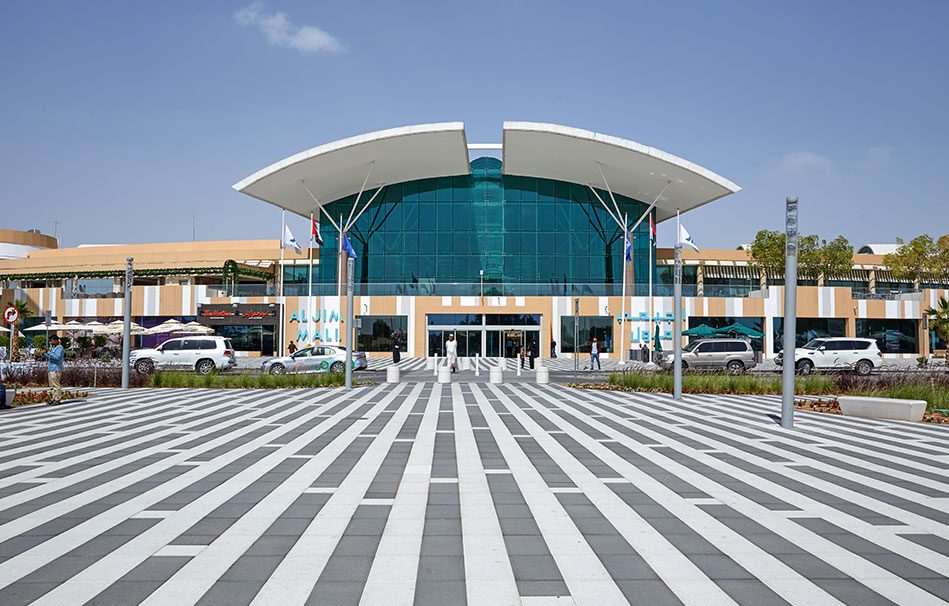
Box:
[147,371,347,389]
[32,335,47,350]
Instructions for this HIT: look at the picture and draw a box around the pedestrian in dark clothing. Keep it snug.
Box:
[590,337,602,371]
[392,342,401,364]
[550,339,557,358]
[287,340,297,355]
[529,341,537,369]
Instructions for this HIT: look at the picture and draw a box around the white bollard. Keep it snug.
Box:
[475,353,480,377]
[426,356,435,371]
[517,360,522,377]
[386,365,400,383]
[437,367,451,383]
[536,367,549,384]
[489,366,503,384]
[433,354,439,376]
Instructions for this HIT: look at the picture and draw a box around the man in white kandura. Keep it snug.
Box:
[445,333,459,373]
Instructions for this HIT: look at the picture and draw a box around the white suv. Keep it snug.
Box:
[775,337,882,375]
[131,336,236,374]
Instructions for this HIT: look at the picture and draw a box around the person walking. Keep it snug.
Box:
[445,334,459,373]
[287,340,297,355]
[590,337,601,371]
[392,341,401,364]
[641,342,650,363]
[550,339,557,358]
[529,340,538,369]
[42,334,64,405]
[519,345,526,369]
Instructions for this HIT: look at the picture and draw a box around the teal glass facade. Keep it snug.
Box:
[317,157,654,296]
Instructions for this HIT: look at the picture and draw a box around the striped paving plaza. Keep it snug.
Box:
[0,383,947,605]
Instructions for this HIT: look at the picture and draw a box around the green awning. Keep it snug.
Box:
[682,324,718,337]
[715,323,764,338]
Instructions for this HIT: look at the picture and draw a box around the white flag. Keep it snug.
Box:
[283,224,302,254]
[678,224,700,252]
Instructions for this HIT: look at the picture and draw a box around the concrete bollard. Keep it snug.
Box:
[517,360,522,377]
[433,354,439,376]
[426,356,435,371]
[536,367,549,384]
[475,353,480,377]
[437,367,451,384]
[489,366,503,384]
[386,366,400,383]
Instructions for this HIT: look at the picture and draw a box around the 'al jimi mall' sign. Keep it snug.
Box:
[288,303,341,343]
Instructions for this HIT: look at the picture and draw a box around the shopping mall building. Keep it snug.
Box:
[2,122,947,359]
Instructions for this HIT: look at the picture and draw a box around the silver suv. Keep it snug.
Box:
[131,336,236,374]
[659,338,757,373]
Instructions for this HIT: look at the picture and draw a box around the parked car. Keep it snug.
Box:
[775,337,882,375]
[262,345,368,375]
[131,336,236,374]
[658,338,757,373]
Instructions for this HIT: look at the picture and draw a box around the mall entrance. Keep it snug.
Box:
[426,314,542,358]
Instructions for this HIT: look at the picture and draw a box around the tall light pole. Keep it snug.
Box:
[781,197,799,428]
[121,257,133,389]
[673,242,683,400]
[345,256,354,389]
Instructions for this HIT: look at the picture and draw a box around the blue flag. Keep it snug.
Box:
[341,233,357,259]
[624,230,632,262]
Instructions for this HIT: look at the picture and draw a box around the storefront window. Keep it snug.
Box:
[211,325,276,355]
[857,319,918,354]
[931,330,948,354]
[356,315,407,352]
[772,318,845,353]
[560,316,613,353]
[688,316,764,352]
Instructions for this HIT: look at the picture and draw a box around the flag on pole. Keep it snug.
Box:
[282,224,302,254]
[311,215,323,247]
[341,233,358,259]
[678,224,700,252]
[649,213,656,241]
[624,230,632,262]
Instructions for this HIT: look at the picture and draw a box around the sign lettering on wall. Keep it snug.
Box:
[289,305,340,344]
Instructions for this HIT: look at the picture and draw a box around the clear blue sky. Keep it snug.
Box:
[2,1,947,250]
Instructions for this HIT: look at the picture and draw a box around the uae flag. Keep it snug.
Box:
[311,215,323,247]
[650,213,656,241]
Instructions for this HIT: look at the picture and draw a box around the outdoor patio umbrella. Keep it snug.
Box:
[653,323,663,353]
[92,320,146,335]
[681,324,718,337]
[144,319,186,335]
[714,323,764,338]
[180,322,215,335]
[24,322,72,331]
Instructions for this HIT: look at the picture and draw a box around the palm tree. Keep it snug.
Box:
[926,296,949,360]
[8,299,33,362]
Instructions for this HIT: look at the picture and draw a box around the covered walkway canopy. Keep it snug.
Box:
[233,121,740,224]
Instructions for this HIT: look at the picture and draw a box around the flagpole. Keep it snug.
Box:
[648,211,653,364]
[308,212,314,346]
[279,209,286,355]
[619,212,628,365]
[673,209,682,400]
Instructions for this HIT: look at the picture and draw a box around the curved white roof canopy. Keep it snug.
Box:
[857,244,901,255]
[502,122,740,222]
[233,121,740,224]
[233,123,470,217]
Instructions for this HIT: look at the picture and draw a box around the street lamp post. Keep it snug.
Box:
[781,197,799,428]
[345,257,354,389]
[121,257,133,389]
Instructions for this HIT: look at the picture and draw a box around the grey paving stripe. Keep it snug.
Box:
[416,482,466,606]
[699,503,899,605]
[819,446,949,486]
[793,518,949,600]
[0,518,158,605]
[85,555,192,606]
[608,484,792,606]
[307,504,391,606]
[196,492,332,606]
[150,448,277,510]
[556,492,681,605]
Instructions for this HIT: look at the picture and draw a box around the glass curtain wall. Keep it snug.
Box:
[318,157,651,294]
[772,318,845,353]
[857,319,919,354]
[560,316,614,353]
[356,315,407,352]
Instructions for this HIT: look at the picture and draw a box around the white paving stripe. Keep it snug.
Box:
[538,384,948,605]
[452,382,520,605]
[28,385,388,606]
[360,385,441,605]
[477,383,630,605]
